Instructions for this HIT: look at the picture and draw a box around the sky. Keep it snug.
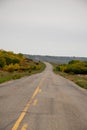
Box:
[0,0,87,57]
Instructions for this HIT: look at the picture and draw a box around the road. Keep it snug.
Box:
[0,62,87,130]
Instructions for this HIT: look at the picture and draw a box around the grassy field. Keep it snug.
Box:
[0,62,46,84]
[52,63,87,89]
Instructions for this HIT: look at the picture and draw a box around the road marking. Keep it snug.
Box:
[12,101,31,130]
[21,123,28,130]
[12,77,45,130]
[33,99,38,106]
[39,88,42,93]
[31,87,40,100]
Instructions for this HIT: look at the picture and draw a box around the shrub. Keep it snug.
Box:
[69,60,81,64]
[0,57,6,68]
[56,65,67,72]
[4,64,14,72]
[4,64,20,72]
[55,60,87,74]
[12,58,20,64]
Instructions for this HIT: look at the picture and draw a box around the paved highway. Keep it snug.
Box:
[0,63,87,130]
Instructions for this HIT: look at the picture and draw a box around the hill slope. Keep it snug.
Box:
[25,55,87,64]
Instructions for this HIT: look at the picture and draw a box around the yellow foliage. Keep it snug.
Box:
[3,64,20,72]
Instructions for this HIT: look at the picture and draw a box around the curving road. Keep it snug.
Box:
[0,63,87,130]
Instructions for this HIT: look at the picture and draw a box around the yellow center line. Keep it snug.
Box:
[39,88,42,93]
[21,123,28,130]
[12,77,45,130]
[33,99,38,106]
[31,87,40,100]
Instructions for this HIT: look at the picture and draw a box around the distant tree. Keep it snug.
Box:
[12,58,20,64]
[18,53,23,57]
[0,57,6,68]
[69,60,80,64]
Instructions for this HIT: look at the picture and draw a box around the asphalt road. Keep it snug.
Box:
[0,62,87,130]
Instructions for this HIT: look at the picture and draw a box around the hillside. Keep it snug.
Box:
[25,55,87,64]
[0,50,45,83]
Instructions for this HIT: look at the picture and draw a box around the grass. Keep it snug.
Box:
[0,71,25,83]
[52,63,87,89]
[0,62,46,84]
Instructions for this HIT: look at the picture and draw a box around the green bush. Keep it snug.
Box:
[0,57,6,68]
[12,58,20,64]
[56,60,87,74]
[56,65,67,72]
[69,60,81,64]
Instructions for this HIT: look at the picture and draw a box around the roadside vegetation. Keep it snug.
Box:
[0,49,46,84]
[52,60,87,89]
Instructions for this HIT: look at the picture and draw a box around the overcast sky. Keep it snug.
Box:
[0,0,87,57]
